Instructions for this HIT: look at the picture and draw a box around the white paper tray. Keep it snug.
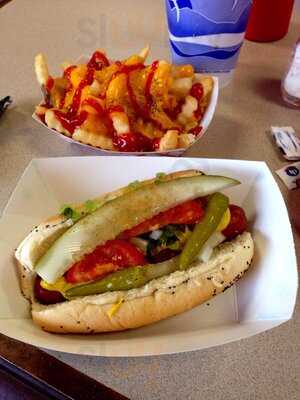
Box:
[0,156,297,356]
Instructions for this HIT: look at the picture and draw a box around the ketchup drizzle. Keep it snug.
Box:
[81,99,115,136]
[81,98,104,115]
[59,65,76,109]
[107,105,125,113]
[108,62,144,85]
[106,63,144,115]
[54,65,94,133]
[69,67,94,115]
[37,102,52,123]
[189,125,202,136]
[37,113,46,124]
[45,77,54,92]
[189,83,204,121]
[114,61,162,133]
[113,132,155,152]
[63,65,76,80]
[51,56,169,148]
[53,110,88,134]
[87,51,109,70]
[165,99,184,121]
[194,107,203,120]
[152,137,161,151]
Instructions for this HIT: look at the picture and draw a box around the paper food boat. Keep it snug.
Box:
[32,74,219,156]
[0,156,297,356]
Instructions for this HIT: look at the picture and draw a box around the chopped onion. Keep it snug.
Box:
[149,230,163,240]
[197,232,226,263]
[198,245,213,263]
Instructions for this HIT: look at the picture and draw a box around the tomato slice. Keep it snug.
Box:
[65,240,146,284]
[120,199,204,239]
[222,205,248,239]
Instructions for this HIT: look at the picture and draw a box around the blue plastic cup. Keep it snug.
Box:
[165,0,253,87]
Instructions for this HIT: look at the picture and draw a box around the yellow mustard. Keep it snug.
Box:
[216,208,231,232]
[40,277,74,295]
[107,298,125,319]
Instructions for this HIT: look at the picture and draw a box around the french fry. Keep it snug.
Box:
[35,53,49,86]
[139,45,150,62]
[178,133,196,149]
[159,130,178,151]
[45,109,71,137]
[178,95,198,125]
[110,111,130,135]
[34,47,214,152]
[73,129,114,150]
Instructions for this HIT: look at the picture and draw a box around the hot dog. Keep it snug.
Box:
[15,170,254,333]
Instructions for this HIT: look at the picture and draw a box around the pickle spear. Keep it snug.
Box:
[66,257,179,298]
[66,193,229,298]
[178,192,229,270]
[36,174,239,283]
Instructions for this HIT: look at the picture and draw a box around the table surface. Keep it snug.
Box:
[1,1,300,399]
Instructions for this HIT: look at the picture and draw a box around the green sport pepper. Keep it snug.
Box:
[66,257,179,298]
[178,192,229,270]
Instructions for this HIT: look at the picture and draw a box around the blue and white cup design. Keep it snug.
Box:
[166,0,252,74]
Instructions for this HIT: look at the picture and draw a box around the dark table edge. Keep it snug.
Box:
[0,0,13,8]
[0,356,72,400]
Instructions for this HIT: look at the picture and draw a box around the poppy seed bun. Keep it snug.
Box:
[17,232,253,333]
